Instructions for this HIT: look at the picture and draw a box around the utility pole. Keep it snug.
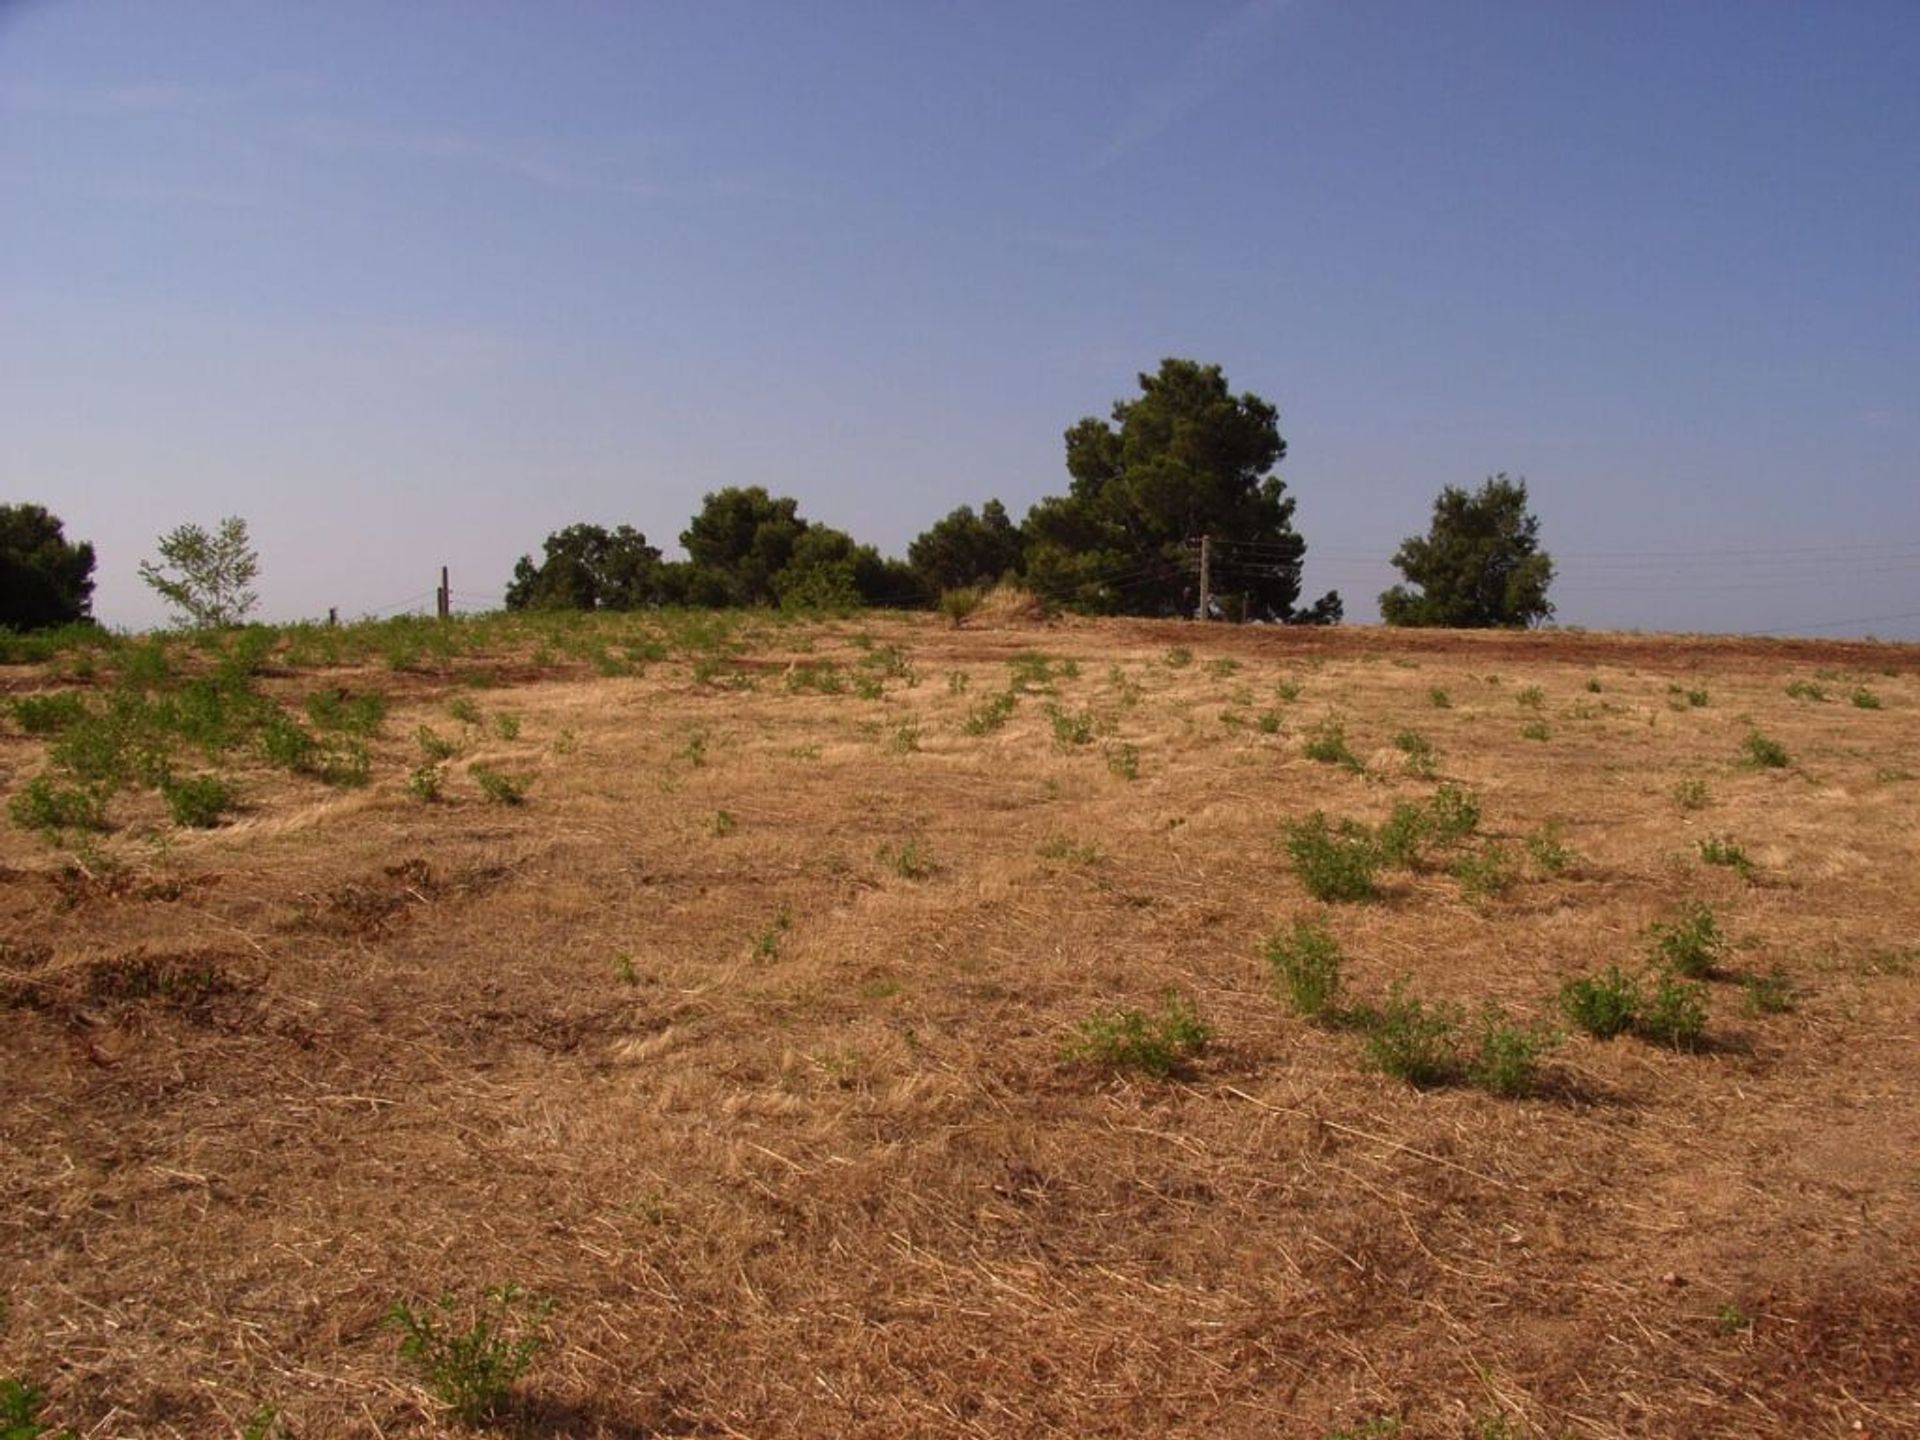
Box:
[436,566,451,621]
[1195,534,1212,621]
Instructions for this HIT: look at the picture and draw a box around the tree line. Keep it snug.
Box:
[2,357,1554,634]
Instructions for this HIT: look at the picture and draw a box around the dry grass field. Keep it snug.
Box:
[2,611,1917,1439]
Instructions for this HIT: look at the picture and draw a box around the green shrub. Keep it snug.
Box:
[1373,801,1429,869]
[1392,729,1436,777]
[1264,918,1344,1020]
[880,838,934,880]
[1451,845,1516,899]
[1520,719,1551,742]
[1302,717,1361,770]
[1468,1007,1556,1097]
[1424,783,1481,844]
[1515,685,1544,710]
[387,1284,550,1426]
[470,765,528,805]
[447,696,482,727]
[1256,709,1282,734]
[258,713,318,772]
[1274,678,1303,702]
[8,691,89,736]
[1427,686,1451,709]
[963,691,1017,736]
[1064,992,1211,1078]
[492,712,521,741]
[938,586,984,628]
[1207,656,1240,678]
[1637,970,1709,1049]
[1362,983,1464,1088]
[305,689,388,734]
[1162,646,1193,669]
[1009,651,1069,691]
[407,764,446,802]
[1697,834,1755,879]
[1584,677,1603,693]
[1651,901,1723,978]
[1784,680,1828,702]
[1741,731,1790,768]
[9,776,108,834]
[311,736,371,787]
[161,773,234,828]
[0,1376,77,1439]
[1285,812,1380,902]
[1741,968,1796,1016]
[1047,705,1096,747]
[1106,742,1140,780]
[1673,778,1710,810]
[1559,966,1642,1038]
[416,725,457,761]
[1525,823,1575,874]
[1850,687,1882,710]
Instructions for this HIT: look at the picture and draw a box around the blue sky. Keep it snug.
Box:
[2,1,1916,635]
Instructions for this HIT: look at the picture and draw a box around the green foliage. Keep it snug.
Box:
[161,773,234,828]
[8,691,89,736]
[1264,918,1344,1020]
[752,907,792,960]
[1362,983,1465,1087]
[138,515,259,628]
[408,764,447,802]
[880,838,934,879]
[470,765,529,805]
[1106,741,1140,780]
[1302,717,1361,770]
[1285,812,1380,902]
[1274,677,1303,701]
[938,586,985,628]
[1652,902,1723,978]
[910,499,1023,593]
[491,712,521,741]
[1256,709,1283,734]
[1023,359,1339,622]
[1008,650,1073,692]
[1741,731,1790,768]
[1427,686,1451,708]
[1515,685,1544,709]
[1520,719,1551,742]
[1784,679,1828,702]
[1468,1007,1557,1097]
[1742,968,1796,1015]
[0,504,96,631]
[1047,705,1096,747]
[1163,645,1193,668]
[1451,844,1516,899]
[447,696,482,727]
[1668,684,1709,708]
[305,689,387,735]
[1559,966,1643,1039]
[963,691,1017,736]
[1,1376,77,1440]
[1850,687,1882,710]
[1424,783,1482,844]
[1372,801,1429,869]
[1638,969,1710,1049]
[417,725,457,761]
[1379,474,1553,628]
[1064,992,1211,1078]
[1697,834,1755,879]
[1672,778,1710,810]
[1525,823,1575,874]
[1207,656,1240,678]
[387,1284,550,1426]
[1714,1303,1752,1337]
[9,776,108,835]
[1392,729,1436,777]
[503,523,665,611]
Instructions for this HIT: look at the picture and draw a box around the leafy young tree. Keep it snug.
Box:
[503,524,663,611]
[907,499,1024,593]
[679,486,808,607]
[1022,358,1340,622]
[1379,474,1554,628]
[0,503,96,630]
[138,515,259,629]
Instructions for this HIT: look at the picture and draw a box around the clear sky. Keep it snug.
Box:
[3,1,1916,635]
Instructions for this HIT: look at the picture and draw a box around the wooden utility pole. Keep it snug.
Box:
[1195,535,1212,621]
[436,567,451,621]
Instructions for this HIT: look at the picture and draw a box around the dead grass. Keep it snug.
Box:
[1,614,1917,1437]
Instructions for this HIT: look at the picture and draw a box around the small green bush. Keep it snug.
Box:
[1427,686,1451,709]
[407,764,446,802]
[963,691,1017,736]
[0,1376,77,1439]
[1392,729,1436,777]
[1302,718,1361,770]
[9,776,108,834]
[938,586,984,628]
[1047,705,1096,747]
[1373,801,1429,869]
[1451,845,1516,899]
[1064,992,1211,1078]
[1256,709,1283,734]
[1850,687,1882,710]
[1515,685,1545,710]
[1264,918,1344,1020]
[1424,783,1481,844]
[1106,742,1139,780]
[711,809,738,837]
[1468,1007,1557,1097]
[9,691,89,736]
[1651,901,1723,978]
[492,712,522,741]
[1274,678,1303,702]
[1525,823,1575,874]
[161,773,234,828]
[387,1285,550,1426]
[1637,969,1709,1049]
[305,689,388,735]
[1673,778,1710,810]
[1162,646,1193,669]
[416,725,457,761]
[1784,680,1828,702]
[1559,966,1642,1039]
[447,696,482,727]
[1741,732,1790,768]
[1741,968,1796,1015]
[1362,983,1464,1088]
[1697,834,1755,879]
[1520,719,1551,742]
[470,765,528,805]
[880,838,934,880]
[1285,812,1380,902]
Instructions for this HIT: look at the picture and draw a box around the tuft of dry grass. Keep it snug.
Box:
[1,613,1916,1438]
